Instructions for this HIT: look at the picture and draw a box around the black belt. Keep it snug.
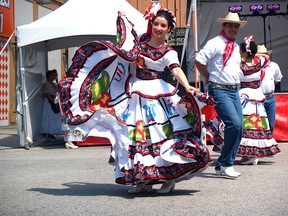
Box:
[208,82,238,90]
[240,80,261,89]
[264,92,274,98]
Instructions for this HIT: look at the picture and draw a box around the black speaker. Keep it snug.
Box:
[275,82,281,92]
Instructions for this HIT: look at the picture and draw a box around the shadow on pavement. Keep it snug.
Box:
[0,129,65,149]
[27,182,201,198]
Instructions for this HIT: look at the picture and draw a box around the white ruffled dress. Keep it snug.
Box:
[59,16,212,185]
[237,56,280,157]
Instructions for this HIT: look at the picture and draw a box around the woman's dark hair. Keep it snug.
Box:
[151,9,175,31]
[240,41,257,56]
[46,69,57,79]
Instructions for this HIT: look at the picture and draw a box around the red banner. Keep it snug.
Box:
[201,93,288,142]
[274,93,288,141]
[0,0,14,37]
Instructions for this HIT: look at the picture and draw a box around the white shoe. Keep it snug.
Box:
[128,183,153,194]
[157,180,175,194]
[65,142,79,149]
[215,169,241,177]
[215,166,240,178]
[241,157,258,165]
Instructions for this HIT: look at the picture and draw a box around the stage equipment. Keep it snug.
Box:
[238,5,288,47]
[228,5,242,13]
[249,4,264,11]
[249,4,263,16]
[267,4,280,15]
[267,4,280,11]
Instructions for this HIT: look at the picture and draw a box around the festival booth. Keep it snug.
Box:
[16,0,147,148]
[187,0,288,142]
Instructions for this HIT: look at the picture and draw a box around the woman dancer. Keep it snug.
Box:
[238,36,280,165]
[59,4,212,193]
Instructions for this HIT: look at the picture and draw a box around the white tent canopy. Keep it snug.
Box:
[16,0,147,148]
[17,0,147,50]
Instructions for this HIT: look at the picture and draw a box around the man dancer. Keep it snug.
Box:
[195,12,247,178]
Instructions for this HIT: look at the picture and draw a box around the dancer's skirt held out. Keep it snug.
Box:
[59,16,212,185]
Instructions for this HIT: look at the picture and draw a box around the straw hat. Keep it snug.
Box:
[216,12,247,28]
[257,44,272,55]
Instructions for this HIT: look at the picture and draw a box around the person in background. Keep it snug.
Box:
[195,12,246,178]
[41,69,63,142]
[237,36,281,165]
[256,44,283,134]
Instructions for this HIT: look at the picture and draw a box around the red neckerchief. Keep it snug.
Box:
[219,30,235,67]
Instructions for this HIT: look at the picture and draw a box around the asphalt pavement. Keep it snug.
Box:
[1,125,288,216]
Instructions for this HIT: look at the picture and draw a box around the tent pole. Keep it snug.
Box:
[175,0,194,91]
[18,47,29,149]
[192,0,199,90]
[0,31,15,56]
[180,0,193,67]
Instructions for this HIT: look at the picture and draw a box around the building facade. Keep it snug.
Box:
[0,0,15,126]
[127,0,187,28]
